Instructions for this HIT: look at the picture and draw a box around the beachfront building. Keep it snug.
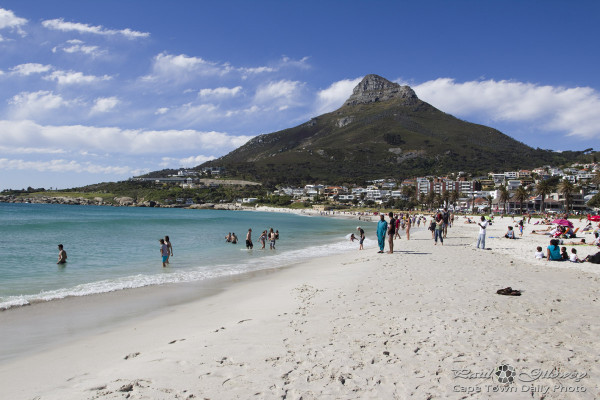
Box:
[416,178,429,194]
[337,194,355,202]
[400,179,417,188]
[507,180,522,190]
[491,173,505,185]
[201,166,225,175]
[175,169,199,177]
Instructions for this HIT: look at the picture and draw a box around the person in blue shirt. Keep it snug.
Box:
[376,214,387,253]
[546,239,562,261]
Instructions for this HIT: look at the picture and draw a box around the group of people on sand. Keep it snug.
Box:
[353,211,436,253]
[529,217,600,263]
[427,208,452,245]
[541,238,600,263]
[244,228,279,250]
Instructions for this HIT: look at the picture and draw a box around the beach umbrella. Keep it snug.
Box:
[552,219,573,228]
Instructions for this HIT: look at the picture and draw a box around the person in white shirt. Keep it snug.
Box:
[534,246,545,259]
[476,216,488,249]
[569,248,581,263]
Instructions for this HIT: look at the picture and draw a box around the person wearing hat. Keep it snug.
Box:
[357,226,365,250]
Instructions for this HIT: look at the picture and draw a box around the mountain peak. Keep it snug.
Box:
[344,74,418,106]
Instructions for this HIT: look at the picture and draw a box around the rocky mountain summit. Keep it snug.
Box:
[197,74,581,185]
[344,74,418,106]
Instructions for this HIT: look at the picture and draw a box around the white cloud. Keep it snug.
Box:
[155,107,169,115]
[159,155,215,168]
[413,78,600,140]
[143,52,223,83]
[0,119,253,155]
[165,103,220,124]
[143,53,291,84]
[44,70,112,85]
[0,158,135,174]
[91,97,120,113]
[198,86,243,98]
[0,145,65,154]
[314,77,362,114]
[10,63,53,76]
[41,18,149,39]
[254,80,303,104]
[0,8,27,34]
[238,66,276,76]
[53,39,104,57]
[8,91,71,118]
[280,56,310,69]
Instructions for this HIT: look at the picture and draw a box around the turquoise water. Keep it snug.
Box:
[0,203,370,309]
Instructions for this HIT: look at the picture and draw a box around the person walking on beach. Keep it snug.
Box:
[376,214,387,253]
[159,238,169,267]
[357,226,365,250]
[246,229,253,249]
[405,214,411,240]
[442,208,450,238]
[394,217,401,240]
[164,235,173,262]
[57,244,67,264]
[476,216,488,249]
[434,213,444,245]
[387,212,396,254]
[518,219,524,236]
[429,218,436,238]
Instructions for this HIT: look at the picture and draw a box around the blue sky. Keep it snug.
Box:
[1,1,599,190]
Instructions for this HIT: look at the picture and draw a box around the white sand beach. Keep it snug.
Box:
[1,215,599,399]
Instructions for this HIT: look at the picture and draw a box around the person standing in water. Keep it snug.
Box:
[164,236,173,263]
[57,244,67,264]
[246,229,253,249]
[269,228,277,250]
[159,239,169,267]
[376,214,387,253]
[357,226,365,250]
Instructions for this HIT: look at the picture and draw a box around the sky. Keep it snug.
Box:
[1,0,599,190]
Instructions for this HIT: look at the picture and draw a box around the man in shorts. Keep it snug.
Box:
[246,228,253,249]
[159,238,169,267]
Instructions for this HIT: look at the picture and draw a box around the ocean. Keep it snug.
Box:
[0,203,371,310]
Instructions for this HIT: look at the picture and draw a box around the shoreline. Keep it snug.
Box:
[0,204,375,311]
[1,218,599,398]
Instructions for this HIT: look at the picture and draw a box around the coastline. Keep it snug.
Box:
[2,217,599,399]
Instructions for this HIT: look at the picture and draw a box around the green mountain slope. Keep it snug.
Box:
[200,74,591,185]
